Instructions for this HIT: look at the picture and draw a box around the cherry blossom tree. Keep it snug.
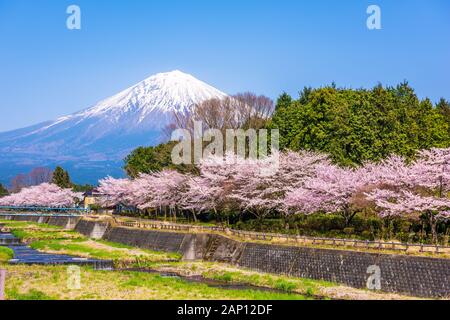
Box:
[285,163,366,226]
[98,170,190,220]
[363,148,450,243]
[91,147,450,242]
[410,148,450,196]
[138,170,189,220]
[366,189,450,243]
[232,150,329,220]
[182,153,244,221]
[0,183,82,207]
[97,177,134,207]
[359,155,411,187]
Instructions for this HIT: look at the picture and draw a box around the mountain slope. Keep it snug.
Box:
[0,70,227,183]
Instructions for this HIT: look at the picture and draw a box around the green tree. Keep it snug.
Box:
[274,92,293,111]
[436,98,450,134]
[52,166,72,188]
[0,183,8,197]
[298,86,313,104]
[124,141,198,178]
[72,184,95,193]
[269,82,450,166]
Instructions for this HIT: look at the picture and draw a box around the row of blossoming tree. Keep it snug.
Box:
[0,183,83,208]
[96,148,450,243]
[1,148,448,243]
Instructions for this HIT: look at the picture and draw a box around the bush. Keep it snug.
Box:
[343,227,355,235]
[233,213,385,240]
[274,279,297,293]
[0,246,14,262]
[214,272,233,283]
[361,231,373,241]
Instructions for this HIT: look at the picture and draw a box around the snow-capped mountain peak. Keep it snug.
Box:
[0,70,228,167]
[76,70,227,121]
[13,70,227,138]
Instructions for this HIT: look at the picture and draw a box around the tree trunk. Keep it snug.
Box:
[428,212,438,245]
[342,210,357,227]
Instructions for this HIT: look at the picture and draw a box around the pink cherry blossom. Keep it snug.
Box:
[285,163,365,224]
[0,183,82,207]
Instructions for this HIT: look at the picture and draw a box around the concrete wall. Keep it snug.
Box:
[103,226,193,258]
[48,216,81,230]
[236,243,450,298]
[74,220,109,239]
[1,214,79,229]
[1,214,449,298]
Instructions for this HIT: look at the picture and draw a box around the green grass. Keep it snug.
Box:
[1,219,181,267]
[0,246,14,262]
[119,271,307,300]
[6,288,55,300]
[0,219,408,300]
[199,267,334,297]
[2,265,308,300]
[274,279,297,293]
[0,219,84,242]
[212,272,234,283]
[0,220,60,229]
[96,239,134,249]
[11,229,85,242]
[29,239,180,265]
[0,219,311,300]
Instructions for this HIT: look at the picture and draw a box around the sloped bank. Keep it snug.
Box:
[1,214,449,298]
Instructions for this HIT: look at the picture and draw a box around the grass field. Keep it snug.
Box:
[2,264,311,300]
[0,219,420,300]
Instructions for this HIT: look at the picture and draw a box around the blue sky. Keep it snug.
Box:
[0,0,449,132]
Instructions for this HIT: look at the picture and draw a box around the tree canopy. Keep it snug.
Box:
[269,82,450,166]
[0,183,8,198]
[51,166,72,188]
[124,141,198,178]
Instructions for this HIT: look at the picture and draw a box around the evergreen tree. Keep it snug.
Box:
[298,86,313,104]
[72,184,95,193]
[124,141,198,178]
[0,183,8,197]
[436,98,450,134]
[269,83,450,166]
[52,166,72,188]
[275,92,293,111]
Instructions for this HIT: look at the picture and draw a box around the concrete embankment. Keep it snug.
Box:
[1,213,449,298]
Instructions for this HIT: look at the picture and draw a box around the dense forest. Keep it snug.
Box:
[269,82,450,166]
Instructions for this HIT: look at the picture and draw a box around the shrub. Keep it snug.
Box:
[343,227,355,235]
[274,279,297,293]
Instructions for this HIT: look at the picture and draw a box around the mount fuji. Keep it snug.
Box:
[0,70,227,184]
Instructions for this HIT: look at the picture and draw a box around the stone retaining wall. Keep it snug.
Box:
[236,242,450,298]
[103,226,189,256]
[48,216,81,230]
[1,214,449,298]
[74,219,109,239]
